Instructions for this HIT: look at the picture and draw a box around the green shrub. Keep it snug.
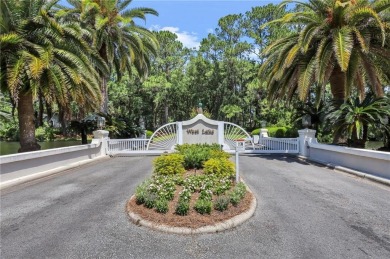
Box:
[35,124,55,142]
[214,195,230,212]
[251,128,260,135]
[135,181,149,205]
[229,182,247,206]
[148,175,177,200]
[153,154,185,175]
[155,198,169,214]
[229,192,241,207]
[175,199,190,216]
[199,189,213,201]
[209,150,230,160]
[251,127,298,138]
[203,158,235,178]
[194,199,212,215]
[175,143,223,169]
[0,119,19,141]
[144,192,157,209]
[234,182,247,199]
[213,177,232,195]
[146,130,154,138]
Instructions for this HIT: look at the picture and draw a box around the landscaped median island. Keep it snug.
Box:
[126,144,256,233]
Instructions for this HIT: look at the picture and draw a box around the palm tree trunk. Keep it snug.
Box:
[99,45,109,114]
[17,91,41,152]
[100,75,108,114]
[46,102,52,124]
[37,91,44,127]
[329,65,347,144]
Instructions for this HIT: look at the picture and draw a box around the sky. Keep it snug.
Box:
[130,0,283,48]
[60,0,283,49]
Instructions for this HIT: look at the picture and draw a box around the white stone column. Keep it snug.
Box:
[259,128,269,138]
[92,130,110,156]
[218,122,226,150]
[298,129,316,157]
[177,122,183,145]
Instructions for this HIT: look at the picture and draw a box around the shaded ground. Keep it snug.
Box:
[1,155,390,258]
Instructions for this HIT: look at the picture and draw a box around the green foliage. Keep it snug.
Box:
[35,124,55,142]
[213,177,232,195]
[251,127,297,138]
[175,143,223,169]
[144,192,157,209]
[146,130,153,138]
[214,195,230,212]
[327,95,390,147]
[155,198,169,214]
[175,199,190,216]
[230,192,241,207]
[194,199,212,215]
[199,189,213,201]
[259,0,390,104]
[153,154,185,175]
[209,150,230,160]
[147,175,177,201]
[135,181,149,205]
[203,158,235,178]
[0,119,19,141]
[229,182,247,206]
[251,128,261,135]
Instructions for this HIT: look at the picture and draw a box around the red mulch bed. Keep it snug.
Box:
[126,180,254,229]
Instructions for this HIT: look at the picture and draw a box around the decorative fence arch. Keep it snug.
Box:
[106,114,298,155]
[146,122,178,151]
[223,122,254,150]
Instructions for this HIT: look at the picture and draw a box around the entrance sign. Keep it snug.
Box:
[147,114,253,151]
[181,115,219,145]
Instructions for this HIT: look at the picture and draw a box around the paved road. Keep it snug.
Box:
[1,155,390,258]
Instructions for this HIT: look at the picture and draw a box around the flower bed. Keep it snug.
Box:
[127,144,254,229]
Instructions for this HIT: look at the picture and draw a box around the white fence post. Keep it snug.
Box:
[259,128,269,138]
[298,129,316,157]
[92,130,110,156]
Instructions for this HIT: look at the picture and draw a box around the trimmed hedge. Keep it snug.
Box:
[175,143,226,169]
[251,127,298,138]
[153,153,186,175]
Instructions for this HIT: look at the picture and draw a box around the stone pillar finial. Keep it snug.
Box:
[197,102,203,114]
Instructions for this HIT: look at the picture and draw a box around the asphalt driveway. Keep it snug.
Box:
[1,155,389,258]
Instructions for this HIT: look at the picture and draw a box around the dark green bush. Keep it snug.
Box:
[175,199,190,216]
[153,154,185,175]
[194,199,212,215]
[229,182,247,206]
[251,128,260,135]
[214,195,230,212]
[146,130,154,138]
[175,143,223,169]
[135,182,148,205]
[144,192,157,209]
[251,127,298,138]
[230,192,241,207]
[155,198,169,214]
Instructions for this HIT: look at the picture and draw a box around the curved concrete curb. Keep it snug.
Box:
[127,184,257,234]
[0,156,108,190]
[297,156,390,187]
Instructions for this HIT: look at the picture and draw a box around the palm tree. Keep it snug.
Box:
[259,0,390,143]
[327,94,390,148]
[59,0,159,114]
[0,0,105,152]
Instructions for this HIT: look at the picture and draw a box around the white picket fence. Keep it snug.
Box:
[107,139,149,155]
[254,137,299,153]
